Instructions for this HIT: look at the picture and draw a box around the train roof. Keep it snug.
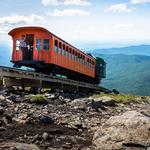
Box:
[8,26,95,61]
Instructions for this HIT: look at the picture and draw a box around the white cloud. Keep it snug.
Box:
[48,9,90,16]
[41,0,91,6]
[0,14,45,26]
[131,0,150,4]
[63,0,91,6]
[0,14,45,42]
[105,3,133,13]
[114,23,135,29]
[41,0,59,6]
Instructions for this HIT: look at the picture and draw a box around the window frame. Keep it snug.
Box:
[54,39,58,52]
[58,42,62,54]
[15,38,21,51]
[36,38,42,51]
[43,39,50,50]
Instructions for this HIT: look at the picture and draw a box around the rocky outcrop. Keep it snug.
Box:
[93,111,150,150]
[0,89,150,149]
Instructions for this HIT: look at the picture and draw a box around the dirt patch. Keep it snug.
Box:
[0,122,92,149]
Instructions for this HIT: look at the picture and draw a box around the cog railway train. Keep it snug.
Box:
[9,26,106,85]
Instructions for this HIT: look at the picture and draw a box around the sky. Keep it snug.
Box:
[0,0,150,50]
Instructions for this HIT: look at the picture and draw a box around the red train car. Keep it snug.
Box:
[9,26,105,84]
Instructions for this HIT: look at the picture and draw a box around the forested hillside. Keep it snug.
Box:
[99,54,150,96]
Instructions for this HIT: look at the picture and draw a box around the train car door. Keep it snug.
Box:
[26,34,34,60]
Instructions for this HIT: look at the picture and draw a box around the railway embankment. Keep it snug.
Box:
[0,89,150,149]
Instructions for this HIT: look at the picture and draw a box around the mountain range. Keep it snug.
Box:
[99,54,150,96]
[90,45,150,56]
[90,44,150,96]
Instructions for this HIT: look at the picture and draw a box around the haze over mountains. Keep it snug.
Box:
[0,44,12,67]
[90,45,150,56]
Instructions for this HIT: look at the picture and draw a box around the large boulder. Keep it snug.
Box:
[93,111,150,150]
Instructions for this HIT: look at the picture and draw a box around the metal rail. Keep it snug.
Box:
[0,66,111,93]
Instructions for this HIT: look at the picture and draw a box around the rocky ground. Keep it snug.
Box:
[0,89,150,150]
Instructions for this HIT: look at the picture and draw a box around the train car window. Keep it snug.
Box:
[75,51,77,61]
[77,53,79,62]
[62,44,65,56]
[87,58,89,67]
[43,39,49,50]
[89,59,91,67]
[75,51,77,56]
[54,40,58,52]
[82,55,84,64]
[58,42,62,54]
[69,48,72,59]
[79,54,82,63]
[72,55,75,60]
[69,48,71,53]
[72,49,75,60]
[71,50,74,60]
[91,61,93,68]
[16,39,20,50]
[80,55,82,64]
[77,53,80,62]
[36,39,42,51]
[83,56,85,65]
[66,46,69,58]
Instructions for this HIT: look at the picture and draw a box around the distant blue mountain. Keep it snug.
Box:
[96,54,150,96]
[0,44,12,67]
[90,45,150,56]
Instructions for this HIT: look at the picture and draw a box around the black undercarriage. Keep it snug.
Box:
[12,60,100,85]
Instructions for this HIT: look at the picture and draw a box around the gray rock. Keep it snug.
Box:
[39,115,54,124]
[64,98,71,103]
[94,96,117,106]
[7,95,17,102]
[93,111,150,150]
[13,114,28,124]
[0,119,3,126]
[47,93,57,99]
[31,134,40,143]
[0,95,5,100]
[42,132,49,140]
[0,142,40,150]
[0,106,4,115]
[0,127,7,131]
[102,99,117,107]
[90,100,106,111]
[58,96,64,100]
[112,89,120,94]
[0,89,8,95]
[4,113,13,123]
[0,98,13,107]
[70,98,87,107]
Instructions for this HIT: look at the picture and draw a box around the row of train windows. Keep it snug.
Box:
[16,39,50,50]
[54,40,95,68]
[36,39,50,50]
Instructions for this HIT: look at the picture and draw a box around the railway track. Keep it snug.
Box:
[0,66,111,93]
